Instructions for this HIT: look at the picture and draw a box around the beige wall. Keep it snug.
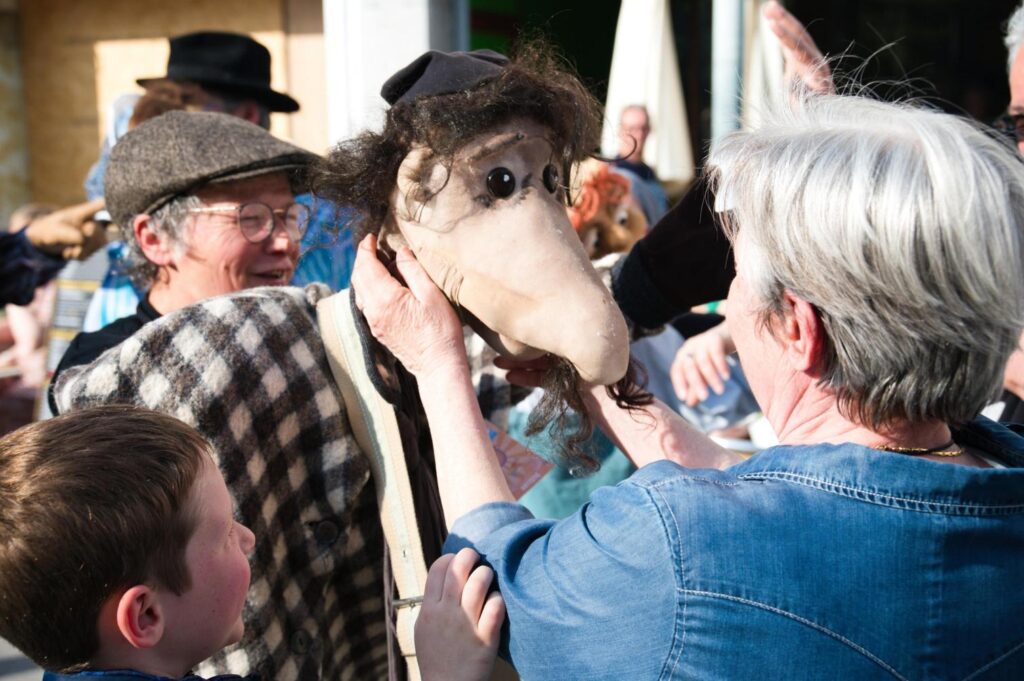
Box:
[0,4,30,227]
[285,0,328,154]
[19,0,327,208]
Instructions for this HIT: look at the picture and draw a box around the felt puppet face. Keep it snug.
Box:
[569,160,648,260]
[380,118,630,386]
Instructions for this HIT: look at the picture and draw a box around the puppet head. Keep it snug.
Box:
[317,43,649,470]
[569,159,648,259]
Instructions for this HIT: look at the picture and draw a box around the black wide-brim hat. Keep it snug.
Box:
[137,31,299,113]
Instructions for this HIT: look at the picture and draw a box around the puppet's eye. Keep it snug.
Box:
[543,164,559,193]
[486,167,516,198]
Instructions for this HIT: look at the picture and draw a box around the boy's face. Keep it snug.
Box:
[161,458,255,666]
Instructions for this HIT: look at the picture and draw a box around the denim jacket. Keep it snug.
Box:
[445,417,1024,680]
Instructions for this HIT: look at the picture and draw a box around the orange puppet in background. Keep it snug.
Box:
[569,159,648,259]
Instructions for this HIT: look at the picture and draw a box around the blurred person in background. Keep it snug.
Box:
[993,1,1024,423]
[0,201,104,433]
[612,104,669,224]
[0,199,106,307]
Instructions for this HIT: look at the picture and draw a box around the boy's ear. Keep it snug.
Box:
[133,213,177,268]
[115,585,165,649]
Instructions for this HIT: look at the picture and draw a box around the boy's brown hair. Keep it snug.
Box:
[0,405,209,671]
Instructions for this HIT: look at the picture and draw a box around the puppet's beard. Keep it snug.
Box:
[525,356,653,476]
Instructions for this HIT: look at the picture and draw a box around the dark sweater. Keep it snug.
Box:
[49,296,161,414]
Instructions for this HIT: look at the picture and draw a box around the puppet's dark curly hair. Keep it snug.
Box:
[313,38,603,239]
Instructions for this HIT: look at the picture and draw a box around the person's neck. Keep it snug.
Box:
[146,278,204,316]
[89,649,190,680]
[768,377,953,453]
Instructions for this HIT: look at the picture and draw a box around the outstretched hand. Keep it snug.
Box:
[24,198,107,260]
[351,234,466,379]
[763,0,834,95]
[416,548,506,681]
[670,322,736,407]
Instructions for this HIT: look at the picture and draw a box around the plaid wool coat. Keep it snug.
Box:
[55,285,390,680]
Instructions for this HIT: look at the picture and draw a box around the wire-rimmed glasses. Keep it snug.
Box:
[189,202,311,244]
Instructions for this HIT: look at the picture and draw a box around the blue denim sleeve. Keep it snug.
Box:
[1,229,65,306]
[444,480,678,680]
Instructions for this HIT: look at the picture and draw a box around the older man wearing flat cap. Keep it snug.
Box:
[51,111,316,401]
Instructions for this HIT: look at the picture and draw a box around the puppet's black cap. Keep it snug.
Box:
[381,49,509,105]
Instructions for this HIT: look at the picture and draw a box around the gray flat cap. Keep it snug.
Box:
[104,110,317,227]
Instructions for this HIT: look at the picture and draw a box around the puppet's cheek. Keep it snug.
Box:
[462,310,546,360]
[398,238,466,302]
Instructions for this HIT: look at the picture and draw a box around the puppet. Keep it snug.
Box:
[569,159,648,259]
[314,45,650,678]
[315,45,649,470]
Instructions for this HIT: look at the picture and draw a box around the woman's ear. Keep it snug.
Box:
[133,214,176,268]
[782,291,825,376]
[115,585,165,649]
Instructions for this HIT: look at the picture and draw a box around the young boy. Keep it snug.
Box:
[0,405,503,681]
[0,405,255,680]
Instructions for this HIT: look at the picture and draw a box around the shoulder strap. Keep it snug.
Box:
[317,288,426,681]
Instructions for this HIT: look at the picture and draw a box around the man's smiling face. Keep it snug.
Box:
[173,172,300,299]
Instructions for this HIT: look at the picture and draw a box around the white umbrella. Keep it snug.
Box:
[601,0,694,185]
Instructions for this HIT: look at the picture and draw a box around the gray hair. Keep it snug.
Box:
[1007,2,1024,74]
[121,194,203,289]
[708,93,1024,428]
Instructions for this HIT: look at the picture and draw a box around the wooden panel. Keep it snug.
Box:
[0,9,30,227]
[19,0,287,207]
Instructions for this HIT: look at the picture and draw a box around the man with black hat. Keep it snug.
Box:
[139,30,299,129]
[50,110,316,405]
[80,30,308,335]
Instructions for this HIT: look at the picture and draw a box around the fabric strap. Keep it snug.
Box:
[317,288,426,681]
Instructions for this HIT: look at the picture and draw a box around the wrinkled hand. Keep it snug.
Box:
[763,0,834,95]
[415,548,506,681]
[24,198,107,260]
[671,322,736,407]
[351,234,466,379]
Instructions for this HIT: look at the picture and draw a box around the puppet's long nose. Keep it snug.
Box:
[506,276,630,385]
[454,200,630,385]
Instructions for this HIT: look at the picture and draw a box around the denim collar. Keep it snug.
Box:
[729,417,1024,513]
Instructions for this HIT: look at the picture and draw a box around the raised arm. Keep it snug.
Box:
[496,355,741,470]
[763,0,835,94]
[351,235,515,528]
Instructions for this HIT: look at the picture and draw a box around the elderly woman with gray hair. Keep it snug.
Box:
[354,91,1024,679]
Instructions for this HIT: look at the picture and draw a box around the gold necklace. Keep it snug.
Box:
[875,439,963,457]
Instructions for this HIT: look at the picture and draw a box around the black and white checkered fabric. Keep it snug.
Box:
[54,285,390,680]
